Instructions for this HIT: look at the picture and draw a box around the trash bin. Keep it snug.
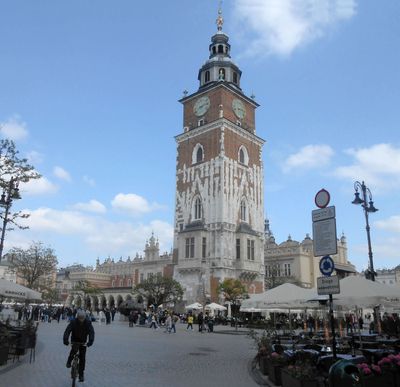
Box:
[328,359,362,386]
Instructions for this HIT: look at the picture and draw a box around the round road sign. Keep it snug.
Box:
[319,255,335,276]
[315,189,330,208]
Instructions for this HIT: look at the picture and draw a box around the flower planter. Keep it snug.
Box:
[259,356,269,375]
[0,345,9,366]
[281,369,318,387]
[362,372,395,387]
[267,362,283,386]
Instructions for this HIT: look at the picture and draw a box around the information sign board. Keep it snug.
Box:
[317,275,340,295]
[313,218,338,257]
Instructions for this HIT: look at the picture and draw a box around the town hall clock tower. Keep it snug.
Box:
[173,10,265,304]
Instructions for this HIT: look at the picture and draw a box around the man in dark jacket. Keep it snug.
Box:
[63,309,95,382]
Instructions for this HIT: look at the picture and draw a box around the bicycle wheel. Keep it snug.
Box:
[71,358,78,387]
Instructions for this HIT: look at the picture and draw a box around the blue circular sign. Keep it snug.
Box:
[319,256,335,276]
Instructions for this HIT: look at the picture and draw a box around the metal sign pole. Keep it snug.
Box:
[329,294,337,359]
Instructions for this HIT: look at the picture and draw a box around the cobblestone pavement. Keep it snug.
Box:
[1,318,259,387]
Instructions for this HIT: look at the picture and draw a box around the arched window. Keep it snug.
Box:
[196,147,203,163]
[233,72,238,84]
[205,71,210,83]
[240,200,247,222]
[218,44,224,53]
[194,197,202,220]
[238,146,249,165]
[212,46,216,55]
[192,143,204,164]
[127,279,132,287]
[119,279,123,287]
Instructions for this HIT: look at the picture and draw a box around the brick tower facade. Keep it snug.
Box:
[173,10,265,304]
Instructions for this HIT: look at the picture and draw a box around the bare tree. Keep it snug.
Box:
[0,139,41,261]
[9,242,58,290]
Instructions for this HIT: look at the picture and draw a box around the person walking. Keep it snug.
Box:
[198,312,204,332]
[63,309,95,383]
[186,314,194,330]
[171,314,178,333]
[149,314,158,329]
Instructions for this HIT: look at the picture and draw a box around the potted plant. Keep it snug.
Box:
[248,329,274,375]
[0,324,10,365]
[281,351,320,387]
[377,354,400,386]
[267,351,289,386]
[357,362,393,387]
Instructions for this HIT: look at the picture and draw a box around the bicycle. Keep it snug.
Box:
[70,342,86,387]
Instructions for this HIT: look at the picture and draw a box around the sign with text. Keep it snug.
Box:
[317,275,340,295]
[312,206,336,222]
[312,217,338,257]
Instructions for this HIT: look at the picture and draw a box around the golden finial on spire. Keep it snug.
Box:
[216,1,224,31]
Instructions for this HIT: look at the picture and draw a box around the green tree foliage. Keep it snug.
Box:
[42,287,60,305]
[73,280,103,297]
[133,274,184,308]
[9,242,58,289]
[217,278,248,329]
[217,278,248,306]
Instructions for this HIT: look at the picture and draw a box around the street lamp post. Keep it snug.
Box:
[0,178,21,262]
[351,181,378,281]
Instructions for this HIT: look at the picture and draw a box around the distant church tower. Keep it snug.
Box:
[173,9,265,304]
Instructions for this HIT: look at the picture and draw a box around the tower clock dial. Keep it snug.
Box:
[232,98,246,119]
[193,96,210,116]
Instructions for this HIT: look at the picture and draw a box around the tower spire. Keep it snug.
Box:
[216,1,224,31]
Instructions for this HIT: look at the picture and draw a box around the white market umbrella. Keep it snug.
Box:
[334,276,400,308]
[205,302,227,311]
[185,302,203,310]
[0,279,42,301]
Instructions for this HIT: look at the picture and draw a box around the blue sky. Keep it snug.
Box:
[1,1,399,272]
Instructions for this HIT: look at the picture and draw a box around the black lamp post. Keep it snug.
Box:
[352,181,378,281]
[0,178,21,262]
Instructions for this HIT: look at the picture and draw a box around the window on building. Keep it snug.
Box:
[127,279,132,286]
[284,264,291,277]
[233,72,238,84]
[192,144,204,164]
[240,200,247,222]
[205,71,210,83]
[218,44,223,53]
[198,119,204,127]
[185,237,195,258]
[179,223,184,232]
[112,280,115,287]
[218,68,225,80]
[140,273,144,283]
[202,237,206,259]
[236,239,240,260]
[196,147,203,163]
[119,279,123,287]
[212,46,216,55]
[194,197,202,220]
[238,146,249,165]
[247,239,255,260]
[147,273,153,279]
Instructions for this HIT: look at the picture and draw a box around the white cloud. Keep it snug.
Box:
[334,144,400,190]
[375,216,400,234]
[0,115,29,140]
[71,200,107,214]
[21,176,58,196]
[282,144,334,172]
[19,207,173,258]
[232,0,357,57]
[26,151,44,165]
[83,175,96,187]
[111,193,164,216]
[53,166,72,182]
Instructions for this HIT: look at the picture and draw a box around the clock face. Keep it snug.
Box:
[232,98,246,119]
[193,96,210,117]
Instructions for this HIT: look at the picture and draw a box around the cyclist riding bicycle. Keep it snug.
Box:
[63,309,95,383]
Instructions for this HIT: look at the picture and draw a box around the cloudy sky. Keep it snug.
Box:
[1,1,399,272]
